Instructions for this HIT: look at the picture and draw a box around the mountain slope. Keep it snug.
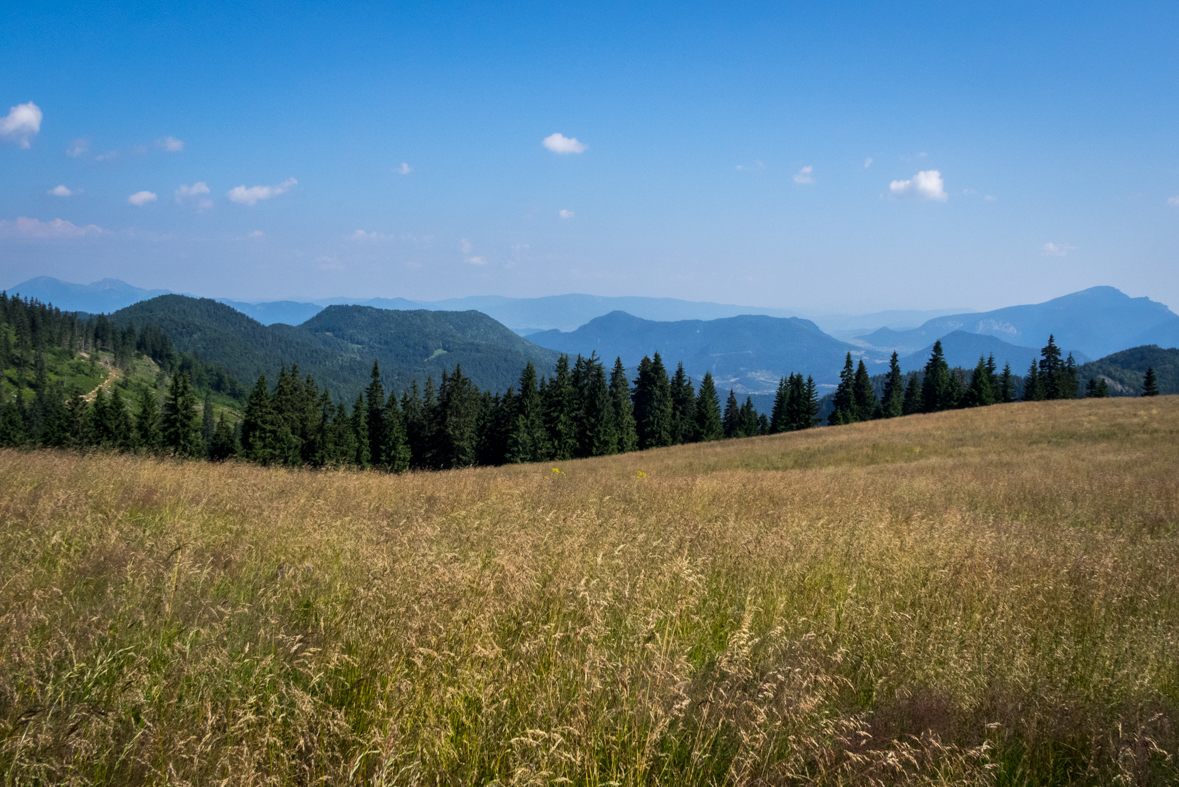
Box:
[1079,345,1179,396]
[856,286,1176,358]
[529,310,862,392]
[110,296,559,399]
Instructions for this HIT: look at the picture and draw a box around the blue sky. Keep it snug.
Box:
[1,1,1177,312]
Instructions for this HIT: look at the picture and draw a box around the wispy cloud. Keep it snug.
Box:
[559,209,574,219]
[66,138,90,158]
[0,102,42,148]
[48,185,77,197]
[735,159,764,171]
[864,158,873,168]
[542,132,587,154]
[350,229,393,242]
[1167,196,1179,207]
[0,216,104,239]
[1041,242,1071,257]
[175,182,213,210]
[465,256,487,265]
[157,136,184,152]
[889,170,947,201]
[396,162,412,175]
[793,165,814,184]
[984,195,996,202]
[227,177,297,205]
[128,191,158,206]
[250,230,265,237]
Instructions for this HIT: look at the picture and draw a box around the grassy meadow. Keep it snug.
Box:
[1,397,1177,785]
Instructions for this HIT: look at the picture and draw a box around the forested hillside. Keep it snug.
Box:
[110,295,559,399]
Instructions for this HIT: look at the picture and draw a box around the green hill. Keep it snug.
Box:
[1078,345,1179,396]
[110,295,560,399]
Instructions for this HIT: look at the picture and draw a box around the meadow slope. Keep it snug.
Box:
[1,398,1178,785]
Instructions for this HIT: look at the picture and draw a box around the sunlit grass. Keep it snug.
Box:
[1,397,1177,785]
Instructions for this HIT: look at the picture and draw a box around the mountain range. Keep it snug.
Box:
[6,276,970,334]
[108,296,559,400]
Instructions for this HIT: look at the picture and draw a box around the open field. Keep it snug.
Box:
[1,397,1177,785]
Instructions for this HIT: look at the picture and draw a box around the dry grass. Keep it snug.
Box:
[1,397,1177,785]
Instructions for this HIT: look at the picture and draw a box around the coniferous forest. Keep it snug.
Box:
[0,292,1165,473]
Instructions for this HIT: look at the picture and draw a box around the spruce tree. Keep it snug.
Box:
[880,353,904,418]
[1085,377,1110,398]
[385,390,412,472]
[669,362,697,444]
[902,374,921,415]
[436,366,481,468]
[201,391,216,455]
[998,363,1016,403]
[829,353,858,425]
[209,414,238,461]
[1142,366,1160,396]
[365,361,388,468]
[241,374,277,464]
[506,362,550,463]
[1022,360,1044,402]
[965,355,995,407]
[106,387,134,451]
[695,372,724,441]
[770,376,791,434]
[723,389,741,438]
[852,360,877,422]
[631,354,673,450]
[609,358,638,453]
[351,393,370,467]
[578,356,618,457]
[161,372,204,458]
[921,341,951,413]
[544,355,578,461]
[800,375,820,430]
[1038,335,1065,399]
[739,397,760,437]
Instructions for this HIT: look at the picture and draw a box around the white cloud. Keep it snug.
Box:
[317,255,343,271]
[158,136,184,152]
[128,191,158,206]
[350,229,393,242]
[736,159,764,171]
[227,177,297,205]
[174,181,213,211]
[48,185,76,197]
[793,165,814,184]
[94,150,119,161]
[250,229,265,237]
[1041,242,1070,257]
[984,195,996,202]
[889,170,947,201]
[1167,196,1179,207]
[465,256,487,265]
[459,238,473,254]
[0,216,104,239]
[66,138,90,158]
[0,102,42,148]
[542,132,587,154]
[864,158,873,168]
[396,162,412,175]
[559,209,574,218]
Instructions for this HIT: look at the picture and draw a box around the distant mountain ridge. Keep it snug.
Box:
[857,286,1177,359]
[107,295,560,400]
[528,310,863,394]
[898,331,1090,375]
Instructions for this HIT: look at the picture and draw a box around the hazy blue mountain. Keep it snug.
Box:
[529,310,864,394]
[1130,317,1179,350]
[217,299,325,326]
[856,286,1176,358]
[7,276,172,313]
[109,295,558,400]
[898,331,1089,374]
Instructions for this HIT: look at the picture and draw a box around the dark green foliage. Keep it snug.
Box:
[695,372,723,441]
[881,353,904,418]
[631,353,674,450]
[609,358,639,453]
[669,363,697,444]
[852,360,877,423]
[998,363,1016,403]
[161,373,204,458]
[921,341,953,413]
[365,361,388,468]
[770,376,791,434]
[435,365,482,468]
[544,356,578,461]
[351,393,370,468]
[241,374,277,464]
[574,354,618,457]
[1142,367,1159,396]
[384,391,411,472]
[1022,359,1044,402]
[723,389,741,438]
[201,391,215,455]
[965,356,996,407]
[506,363,550,464]
[1076,345,1179,396]
[209,414,238,460]
[829,354,857,426]
[1085,377,1110,398]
